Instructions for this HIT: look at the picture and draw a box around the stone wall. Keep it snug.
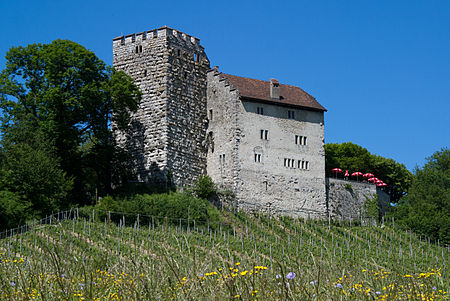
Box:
[113,26,210,186]
[235,100,326,218]
[206,71,327,218]
[165,29,210,187]
[326,178,390,220]
[206,69,242,209]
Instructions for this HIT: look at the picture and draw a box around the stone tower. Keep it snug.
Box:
[113,26,210,186]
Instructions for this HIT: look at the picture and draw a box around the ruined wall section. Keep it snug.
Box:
[206,70,242,197]
[165,29,210,186]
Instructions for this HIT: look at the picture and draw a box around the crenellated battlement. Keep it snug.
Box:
[113,26,201,47]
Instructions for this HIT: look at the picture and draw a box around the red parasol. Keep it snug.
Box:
[368,177,378,183]
[363,173,374,178]
[332,168,342,179]
[344,170,349,177]
[352,171,363,181]
[377,182,387,187]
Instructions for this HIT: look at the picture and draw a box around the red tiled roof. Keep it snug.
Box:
[220,73,326,112]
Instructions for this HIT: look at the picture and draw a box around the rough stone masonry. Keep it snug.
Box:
[113,26,389,219]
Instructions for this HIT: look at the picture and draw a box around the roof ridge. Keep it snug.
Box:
[220,73,326,111]
[222,73,317,100]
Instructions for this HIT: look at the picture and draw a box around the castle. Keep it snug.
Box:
[113,26,387,219]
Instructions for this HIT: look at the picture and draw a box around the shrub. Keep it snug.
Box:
[86,192,222,227]
[192,175,217,200]
[345,183,353,191]
[364,195,379,220]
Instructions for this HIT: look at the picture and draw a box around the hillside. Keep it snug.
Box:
[0,209,448,300]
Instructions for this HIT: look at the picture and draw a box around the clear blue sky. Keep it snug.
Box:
[1,0,448,171]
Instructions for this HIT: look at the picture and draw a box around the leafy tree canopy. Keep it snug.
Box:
[0,39,141,213]
[325,142,414,203]
[391,148,449,243]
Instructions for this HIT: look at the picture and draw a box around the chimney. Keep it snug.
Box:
[270,78,280,99]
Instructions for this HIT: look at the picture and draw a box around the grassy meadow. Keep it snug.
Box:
[0,209,448,300]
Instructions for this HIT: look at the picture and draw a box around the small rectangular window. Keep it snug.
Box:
[257,107,264,115]
[305,161,309,170]
[261,129,268,140]
[298,160,301,168]
[260,130,264,139]
[288,110,295,119]
[255,154,261,163]
[296,135,307,145]
[301,161,305,169]
[264,130,268,140]
[284,158,287,167]
[209,109,213,120]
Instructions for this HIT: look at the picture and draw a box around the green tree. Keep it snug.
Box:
[0,190,31,230]
[0,130,73,215]
[0,40,141,209]
[325,142,372,175]
[325,142,413,203]
[392,148,449,243]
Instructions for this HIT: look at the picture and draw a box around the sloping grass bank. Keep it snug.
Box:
[0,208,448,300]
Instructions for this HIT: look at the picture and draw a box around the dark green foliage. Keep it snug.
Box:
[0,40,141,214]
[91,192,221,226]
[325,142,413,203]
[390,148,450,243]
[0,190,31,230]
[114,182,170,197]
[192,175,217,200]
[0,130,72,216]
[364,196,379,220]
[325,142,372,175]
[344,183,353,191]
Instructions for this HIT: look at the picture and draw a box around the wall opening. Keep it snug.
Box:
[288,110,295,119]
[257,107,264,115]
